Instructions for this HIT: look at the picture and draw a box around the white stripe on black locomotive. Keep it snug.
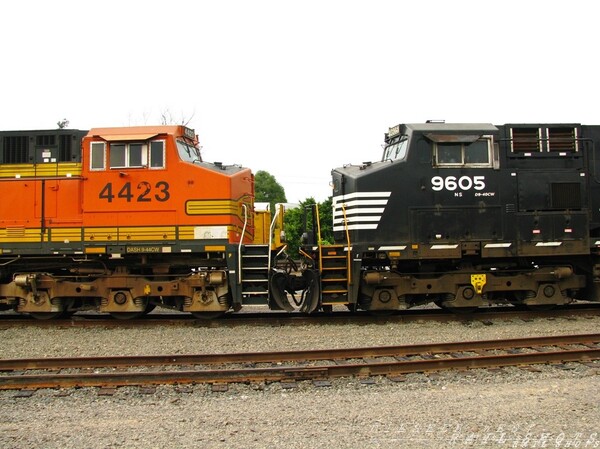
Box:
[332,191,391,231]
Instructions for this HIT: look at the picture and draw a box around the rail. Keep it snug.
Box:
[1,333,598,390]
[2,303,600,327]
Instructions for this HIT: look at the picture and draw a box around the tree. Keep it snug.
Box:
[283,197,333,258]
[252,170,333,257]
[159,108,195,127]
[254,170,287,212]
[57,118,69,129]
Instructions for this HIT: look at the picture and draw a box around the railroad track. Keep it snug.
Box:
[1,334,599,391]
[1,303,599,328]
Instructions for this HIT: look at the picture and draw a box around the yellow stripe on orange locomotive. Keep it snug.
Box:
[0,163,82,178]
[185,199,240,216]
[116,226,177,241]
[50,228,83,242]
[0,227,45,243]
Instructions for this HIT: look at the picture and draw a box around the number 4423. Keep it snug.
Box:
[98,181,170,203]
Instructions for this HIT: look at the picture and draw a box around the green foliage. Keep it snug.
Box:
[254,170,287,212]
[283,197,333,258]
[251,169,333,257]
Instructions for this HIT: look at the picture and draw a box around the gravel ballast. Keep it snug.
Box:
[0,313,599,448]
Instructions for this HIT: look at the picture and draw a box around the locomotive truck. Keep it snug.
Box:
[0,121,599,319]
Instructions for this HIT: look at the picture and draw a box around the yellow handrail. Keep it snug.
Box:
[315,203,323,272]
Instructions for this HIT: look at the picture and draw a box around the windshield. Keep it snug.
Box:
[382,135,408,161]
[177,140,202,163]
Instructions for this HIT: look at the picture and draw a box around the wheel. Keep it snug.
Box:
[144,303,157,314]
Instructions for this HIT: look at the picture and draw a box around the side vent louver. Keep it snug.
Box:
[548,127,578,152]
[551,183,581,209]
[511,128,540,153]
[2,136,29,163]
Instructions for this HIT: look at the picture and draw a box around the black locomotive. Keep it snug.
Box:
[290,122,600,313]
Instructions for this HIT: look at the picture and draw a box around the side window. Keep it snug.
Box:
[110,143,126,168]
[437,143,462,164]
[150,141,165,168]
[435,137,492,167]
[109,142,148,168]
[90,142,106,170]
[464,140,490,164]
[129,143,143,167]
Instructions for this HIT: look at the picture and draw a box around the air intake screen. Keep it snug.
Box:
[58,134,72,161]
[551,182,581,209]
[511,128,540,153]
[2,136,28,163]
[548,127,577,152]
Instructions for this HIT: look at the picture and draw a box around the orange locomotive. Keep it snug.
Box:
[0,125,262,318]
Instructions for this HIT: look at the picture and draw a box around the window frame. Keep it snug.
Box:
[382,135,409,162]
[149,140,166,169]
[90,142,106,170]
[434,136,493,168]
[109,142,148,169]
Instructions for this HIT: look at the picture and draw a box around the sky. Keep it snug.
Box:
[1,0,599,203]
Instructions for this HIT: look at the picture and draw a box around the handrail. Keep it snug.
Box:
[266,204,281,299]
[238,204,248,284]
[341,203,352,285]
[315,203,323,272]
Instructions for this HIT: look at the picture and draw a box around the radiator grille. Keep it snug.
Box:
[2,136,29,163]
[511,128,540,153]
[58,134,72,161]
[551,182,581,209]
[548,127,577,152]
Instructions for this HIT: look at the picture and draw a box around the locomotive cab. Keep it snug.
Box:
[332,122,500,251]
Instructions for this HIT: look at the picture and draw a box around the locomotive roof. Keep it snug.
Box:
[404,123,498,133]
[87,125,182,141]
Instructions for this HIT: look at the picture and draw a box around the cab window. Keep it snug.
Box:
[150,141,165,168]
[382,135,408,161]
[435,137,492,167]
[90,142,106,170]
[108,140,165,169]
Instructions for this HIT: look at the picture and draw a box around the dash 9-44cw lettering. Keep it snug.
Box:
[431,175,485,192]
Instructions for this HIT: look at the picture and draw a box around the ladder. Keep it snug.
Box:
[240,244,270,305]
[319,244,349,304]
